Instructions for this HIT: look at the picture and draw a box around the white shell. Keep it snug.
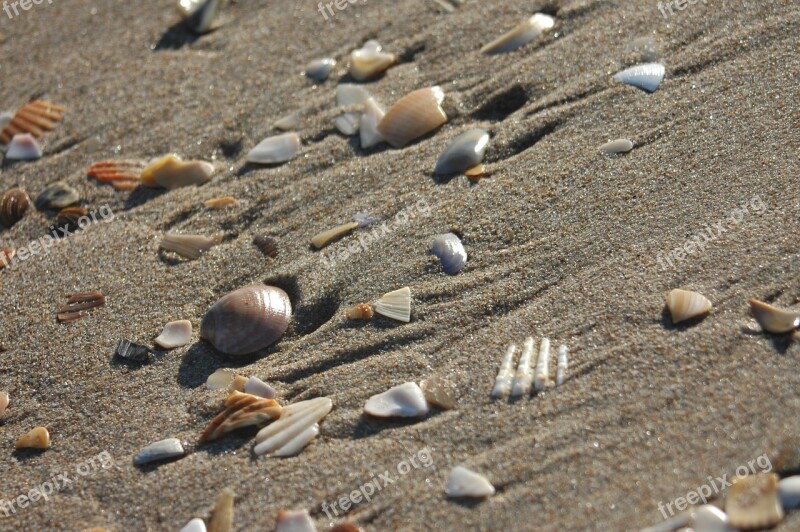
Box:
[556,344,568,386]
[666,289,712,324]
[336,84,371,107]
[378,87,447,148]
[445,466,495,498]
[247,133,301,165]
[178,0,219,33]
[0,391,8,419]
[435,128,490,175]
[334,113,361,136]
[511,337,535,398]
[779,475,800,509]
[600,138,634,154]
[749,299,800,334]
[481,13,555,54]
[134,438,185,465]
[691,505,734,532]
[275,509,317,532]
[244,376,276,399]
[310,220,359,249]
[614,63,665,93]
[350,40,396,81]
[305,58,336,82]
[360,97,385,149]
[141,154,214,189]
[154,320,192,349]
[491,343,518,399]
[431,233,467,274]
[254,397,332,457]
[274,112,300,131]
[534,337,551,391]
[374,286,411,322]
[180,518,207,532]
[206,368,234,390]
[6,133,42,160]
[0,112,12,131]
[160,233,220,260]
[364,382,428,418]
[725,473,784,530]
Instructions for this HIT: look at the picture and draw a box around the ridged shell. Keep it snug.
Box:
[155,320,193,349]
[200,284,292,356]
[749,299,800,334]
[36,181,79,210]
[56,207,89,231]
[481,13,555,54]
[614,63,665,93]
[16,426,50,450]
[779,476,800,509]
[253,234,278,258]
[247,133,301,165]
[178,0,220,34]
[666,289,712,324]
[364,382,428,418]
[0,391,8,419]
[199,391,282,443]
[0,188,31,228]
[378,87,447,148]
[134,438,185,465]
[6,133,42,160]
[346,303,374,320]
[725,474,783,530]
[431,233,467,274]
[511,337,535,398]
[275,510,316,532]
[360,97,385,148]
[600,138,634,154]
[204,196,236,209]
[311,221,359,249]
[57,292,106,322]
[141,154,214,189]
[0,101,65,144]
[254,397,332,456]
[305,58,336,82]
[87,160,145,190]
[492,343,518,399]
[350,40,396,81]
[330,524,363,532]
[446,466,495,498]
[420,375,457,409]
[160,233,220,260]
[374,286,411,322]
[244,376,276,399]
[208,488,234,532]
[435,128,490,175]
[180,518,207,532]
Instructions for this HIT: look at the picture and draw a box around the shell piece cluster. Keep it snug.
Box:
[346,303,374,321]
[154,320,193,349]
[305,58,336,82]
[57,292,106,322]
[16,426,51,450]
[614,63,666,93]
[420,375,458,409]
[247,132,301,165]
[141,154,214,189]
[431,233,467,274]
[254,397,332,456]
[0,188,31,228]
[160,233,220,260]
[35,181,79,210]
[0,391,9,419]
[435,128,490,175]
[178,0,220,34]
[275,510,317,532]
[87,160,145,190]
[725,473,784,530]
[749,299,800,334]
[134,438,185,465]
[481,13,555,54]
[666,288,712,324]
[600,138,634,154]
[349,40,396,81]
[493,337,568,399]
[364,382,429,418]
[445,466,495,498]
[6,133,42,160]
[374,286,412,322]
[199,391,282,443]
[0,100,65,144]
[378,87,447,148]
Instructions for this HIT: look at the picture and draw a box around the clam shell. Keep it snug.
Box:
[57,207,89,231]
[364,382,428,418]
[435,128,490,175]
[445,466,495,498]
[431,233,467,274]
[247,133,301,165]
[0,391,8,419]
[0,101,65,144]
[666,289,712,324]
[374,286,411,322]
[275,510,316,532]
[207,369,235,390]
[180,518,207,532]
[204,196,236,209]
[346,303,374,320]
[254,397,332,456]
[420,375,458,409]
[614,63,665,93]
[199,391,282,443]
[178,0,220,34]
[87,160,145,190]
[6,133,42,160]
[160,233,220,260]
[141,154,214,189]
[200,284,292,356]
[691,505,733,532]
[600,138,634,154]
[311,220,359,249]
[350,40,396,81]
[779,476,800,509]
[0,188,31,228]
[244,376,276,399]
[155,320,193,349]
[749,299,800,334]
[134,438,185,465]
[16,426,50,449]
[481,13,555,54]
[253,234,278,258]
[305,58,336,82]
[35,181,80,209]
[208,487,234,532]
[378,87,447,148]
[57,292,106,322]
[725,473,783,530]
[359,97,385,148]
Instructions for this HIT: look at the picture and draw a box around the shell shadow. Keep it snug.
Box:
[739,325,795,355]
[178,342,271,389]
[124,186,166,210]
[12,448,48,461]
[351,414,427,440]
[134,454,187,472]
[263,274,342,338]
[659,306,709,330]
[430,171,459,185]
[154,21,201,51]
[198,430,259,456]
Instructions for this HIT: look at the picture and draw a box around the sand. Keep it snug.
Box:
[1,0,799,530]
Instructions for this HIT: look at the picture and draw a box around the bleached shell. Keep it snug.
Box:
[178,0,220,34]
[491,343,518,399]
[160,233,220,260]
[311,221,359,249]
[244,376,276,399]
[180,518,207,532]
[364,382,428,418]
[133,438,185,465]
[431,233,467,274]
[435,128,490,175]
[6,133,42,160]
[335,113,361,136]
[141,154,214,189]
[207,369,234,390]
[16,426,50,449]
[336,84,371,107]
[305,58,336,82]
[374,286,412,322]
[691,505,733,532]
[254,397,332,456]
[666,289,712,324]
[274,112,300,131]
[725,473,783,530]
[208,488,234,532]
[511,337,535,398]
[247,133,301,165]
[445,466,495,498]
[779,476,800,509]
[533,337,551,392]
[155,320,193,349]
[420,375,457,409]
[614,63,665,93]
[199,391,282,443]
[481,13,555,54]
[275,510,317,532]
[378,87,447,148]
[0,391,8,419]
[360,97,385,148]
[350,40,396,81]
[600,138,634,154]
[749,299,800,334]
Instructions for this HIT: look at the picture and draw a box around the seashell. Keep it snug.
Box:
[666,288,712,324]
[305,58,336,82]
[491,343,518,399]
[481,13,555,54]
[0,248,15,269]
[160,233,221,260]
[431,233,467,274]
[207,369,234,390]
[0,188,31,228]
[232,375,248,392]
[600,138,634,155]
[244,376,276,399]
[346,303,374,321]
[0,112,12,131]
[16,426,50,450]
[725,473,783,530]
[378,87,447,148]
[200,284,292,356]
[35,181,80,210]
[140,154,214,189]
[274,112,300,131]
[311,220,359,249]
[56,206,89,231]
[134,438,185,465]
[180,518,207,532]
[275,510,316,532]
[749,299,800,334]
[87,160,145,190]
[330,524,363,532]
[254,397,332,456]
[359,97,385,149]
[178,0,221,34]
[614,63,665,93]
[556,344,568,386]
[0,101,65,144]
[247,133,301,165]
[779,476,800,509]
[114,339,153,362]
[534,337,551,392]
[208,487,234,532]
[155,320,193,349]
[199,391,282,443]
[253,234,278,258]
[57,291,106,322]
[337,84,371,107]
[690,505,733,532]
[6,133,42,160]
[465,164,487,182]
[511,337,535,398]
[204,196,236,209]
[435,128,490,175]
[335,113,361,136]
[0,391,8,419]
[445,466,495,498]
[350,40,396,81]
[420,374,458,409]
[374,286,412,322]
[364,382,428,418]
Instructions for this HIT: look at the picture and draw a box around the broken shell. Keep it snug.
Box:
[350,40,396,81]
[334,84,371,135]
[492,344,518,399]
[465,164,486,182]
[335,113,360,136]
[0,391,8,419]
[360,97,385,149]
[254,397,332,456]
[180,518,207,532]
[725,473,783,530]
[346,303,374,320]
[481,13,555,54]
[435,128,490,175]
[57,292,106,322]
[431,233,467,274]
[232,375,248,392]
[364,382,428,418]
[276,510,316,532]
[247,133,301,165]
[140,154,214,189]
[330,524,362,532]
[0,101,65,144]
[511,337,535,398]
[204,196,236,209]
[779,476,800,509]
[274,113,300,131]
[0,188,31,228]
[155,320,193,349]
[35,181,80,210]
[115,339,153,362]
[244,376,276,399]
[420,375,458,409]
[160,233,220,260]
[534,337,551,392]
[0,112,10,131]
[446,466,495,498]
[178,0,221,34]
[0,248,15,269]
[200,284,292,356]
[87,160,145,190]
[208,487,234,532]
[374,286,411,322]
[600,138,634,154]
[614,63,665,93]
[134,438,185,465]
[16,426,50,450]
[666,289,712,324]
[56,206,89,231]
[207,369,235,390]
[378,87,447,148]
[253,234,278,258]
[691,505,732,532]
[199,391,282,443]
[556,344,568,386]
[749,299,800,334]
[305,58,336,82]
[311,220,359,249]
[6,133,42,160]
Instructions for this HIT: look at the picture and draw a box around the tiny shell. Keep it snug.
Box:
[600,138,634,154]
[305,58,336,82]
[481,13,555,54]
[56,207,89,231]
[311,220,359,249]
[534,337,551,392]
[0,101,65,144]
[57,292,106,322]
[115,339,153,362]
[431,233,467,274]
[378,87,447,148]
[614,63,665,93]
[180,518,207,532]
[749,299,800,334]
[87,160,145,190]
[178,0,220,34]
[208,487,234,532]
[0,391,8,419]
[0,188,31,228]
[199,391,282,443]
[360,97,385,149]
[155,320,193,349]
[666,289,712,324]
[204,196,236,209]
[254,397,332,456]
[206,369,234,390]
[247,133,301,165]
[244,376,276,399]
[779,476,800,509]
[691,505,733,532]
[374,286,411,322]
[491,343,518,399]
[465,164,486,182]
[445,466,495,498]
[134,438,185,465]
[275,510,316,532]
[141,154,214,189]
[274,112,300,131]
[16,426,50,450]
[420,375,458,409]
[556,344,568,386]
[35,181,80,209]
[725,473,783,530]
[160,233,220,260]
[364,382,428,418]
[6,133,42,160]
[253,234,278,258]
[346,303,374,320]
[511,337,535,398]
[350,40,396,81]
[435,128,490,175]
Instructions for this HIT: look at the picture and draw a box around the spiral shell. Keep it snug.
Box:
[200,284,292,356]
[0,188,31,228]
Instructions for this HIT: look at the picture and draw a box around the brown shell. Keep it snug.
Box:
[377,87,447,148]
[204,196,237,209]
[346,303,374,320]
[330,524,365,532]
[0,188,31,228]
[57,292,106,322]
[16,426,51,449]
[57,206,89,230]
[0,101,65,144]
[87,160,145,190]
[253,234,278,258]
[199,391,282,443]
[0,248,15,269]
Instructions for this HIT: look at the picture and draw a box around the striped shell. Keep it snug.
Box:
[725,474,784,530]
[0,188,31,228]
[159,233,220,260]
[87,160,145,190]
[374,286,411,322]
[57,292,106,322]
[254,397,333,456]
[614,63,665,93]
[57,207,89,231]
[666,289,711,324]
[378,87,447,148]
[0,101,65,144]
[199,391,282,443]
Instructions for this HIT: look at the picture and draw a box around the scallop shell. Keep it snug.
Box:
[749,299,800,334]
[311,221,359,249]
[253,234,278,258]
[155,320,193,349]
[208,487,234,532]
[0,391,8,419]
[374,286,411,322]
[114,339,153,362]
[691,505,732,532]
[435,129,490,175]
[6,133,42,160]
[56,206,89,231]
[364,382,428,418]
[160,233,221,260]
[431,233,467,274]
[275,510,316,532]
[57,292,106,322]
[305,58,336,82]
[0,248,14,269]
[445,466,495,498]
[134,438,185,465]
[199,391,282,443]
[247,133,301,165]
[0,101,65,144]
[350,40,396,81]
[0,188,31,228]
[207,369,235,390]
[346,303,374,320]
[420,375,458,409]
[87,160,145,190]
[779,476,800,509]
[35,181,80,210]
[180,518,207,532]
[244,376,276,399]
[600,138,634,154]
[16,426,50,450]
[204,196,236,209]
[378,87,447,148]
[666,289,712,324]
[178,0,221,34]
[481,13,555,54]
[360,97,385,149]
[200,284,292,356]
[254,397,332,456]
[614,63,665,93]
[141,154,214,189]
[725,473,783,530]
